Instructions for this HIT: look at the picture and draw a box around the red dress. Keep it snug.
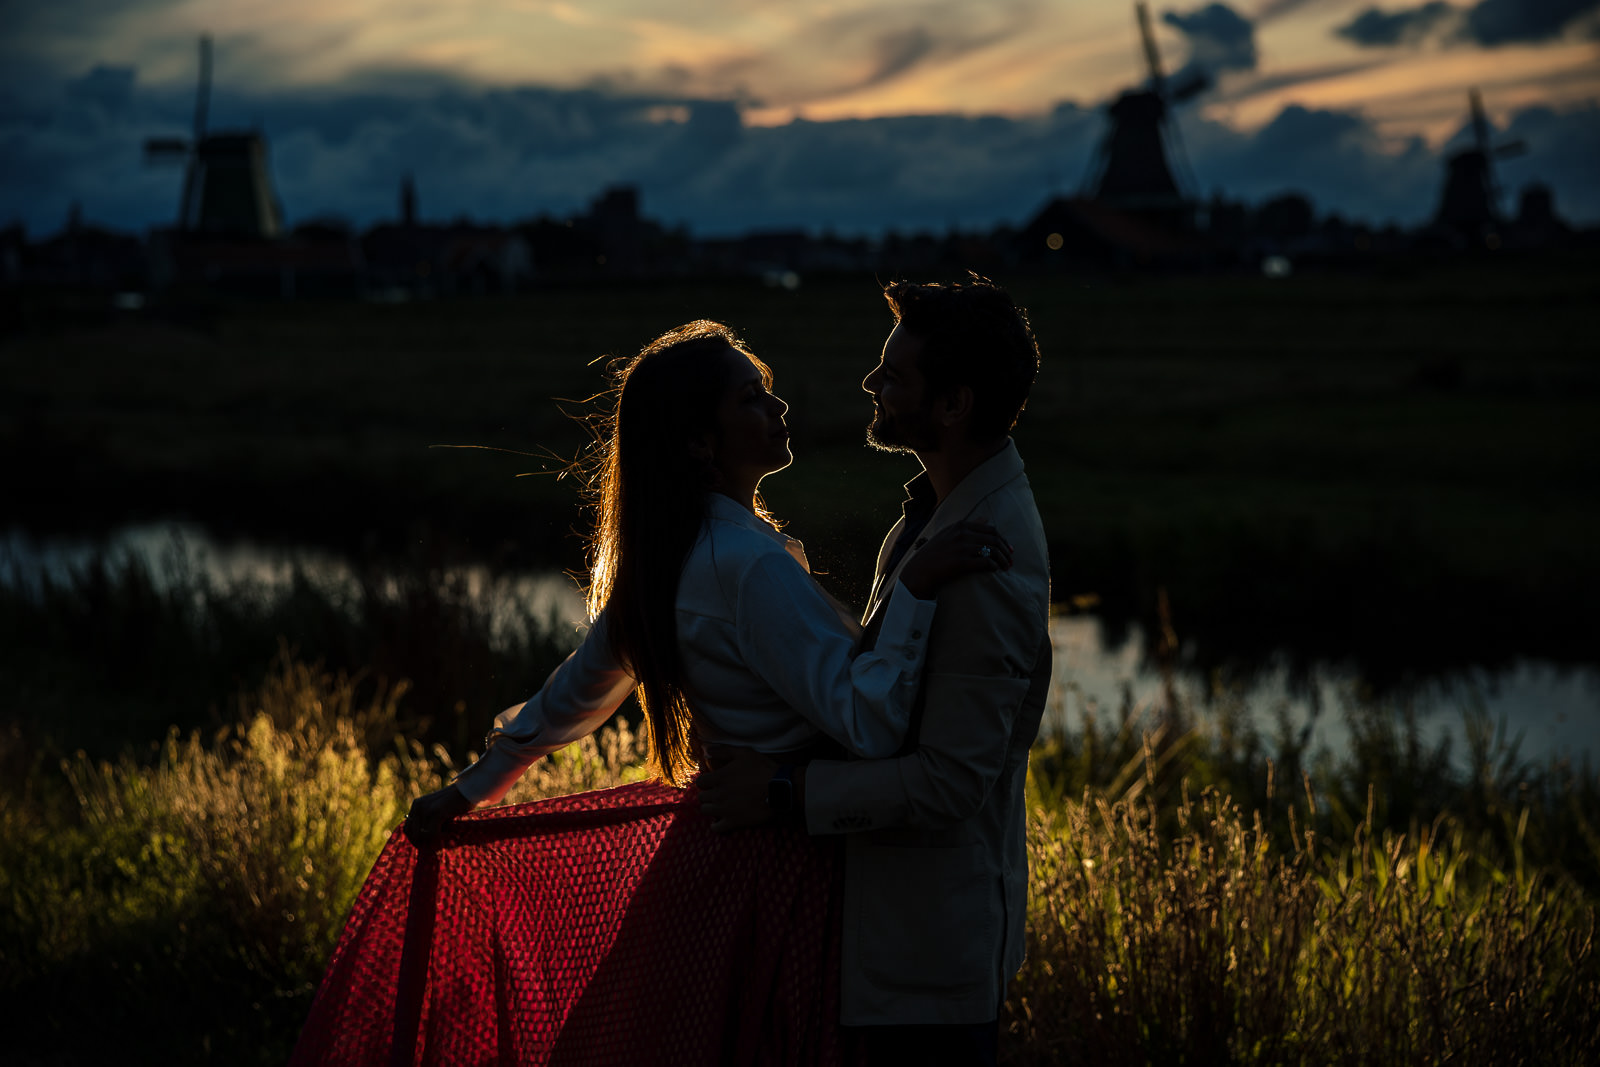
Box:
[290,781,848,1066]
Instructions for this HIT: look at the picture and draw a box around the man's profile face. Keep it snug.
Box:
[862,322,939,454]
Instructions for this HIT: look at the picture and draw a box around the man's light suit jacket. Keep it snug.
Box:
[805,440,1052,1026]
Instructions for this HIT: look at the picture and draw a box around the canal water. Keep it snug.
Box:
[6,522,1597,770]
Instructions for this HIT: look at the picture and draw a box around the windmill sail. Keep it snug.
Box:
[1138,0,1166,96]
[193,35,211,145]
[1083,3,1201,228]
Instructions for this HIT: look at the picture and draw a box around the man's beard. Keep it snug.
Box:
[865,402,938,454]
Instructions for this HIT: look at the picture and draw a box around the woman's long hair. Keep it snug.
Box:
[583,321,772,785]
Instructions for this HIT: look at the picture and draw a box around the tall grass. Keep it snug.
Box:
[4,557,1598,1064]
[1008,784,1598,1065]
[1013,666,1600,1063]
[0,655,646,1066]
[5,650,1597,1064]
[0,541,583,762]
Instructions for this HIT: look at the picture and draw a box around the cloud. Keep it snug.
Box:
[0,0,181,40]
[1161,3,1259,92]
[561,2,1041,111]
[1460,0,1600,45]
[0,0,1050,121]
[0,0,189,88]
[1333,0,1600,49]
[1181,96,1600,224]
[1253,0,1336,20]
[1208,58,1390,104]
[864,28,940,90]
[1334,3,1457,47]
[1178,101,1433,216]
[1473,101,1600,215]
[2,62,1597,240]
[654,106,1104,233]
[64,64,140,115]
[778,2,1040,105]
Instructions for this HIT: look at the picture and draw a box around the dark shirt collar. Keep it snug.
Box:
[898,439,1023,529]
[899,471,938,530]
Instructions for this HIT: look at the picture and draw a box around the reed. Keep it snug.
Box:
[0,654,645,1066]
[4,547,1598,1064]
[1006,782,1599,1064]
[5,652,1597,1064]
[0,541,582,763]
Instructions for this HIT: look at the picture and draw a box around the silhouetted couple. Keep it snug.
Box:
[292,276,1051,1066]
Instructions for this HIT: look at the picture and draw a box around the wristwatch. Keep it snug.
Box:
[767,764,795,820]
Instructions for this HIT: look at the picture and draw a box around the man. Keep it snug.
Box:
[701,276,1052,1065]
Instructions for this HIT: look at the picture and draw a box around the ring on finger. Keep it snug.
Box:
[979,544,992,559]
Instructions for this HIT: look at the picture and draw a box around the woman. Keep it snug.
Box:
[292,321,1009,1066]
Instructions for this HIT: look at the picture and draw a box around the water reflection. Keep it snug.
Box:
[1049,614,1600,770]
[6,523,1595,769]
[1,522,588,651]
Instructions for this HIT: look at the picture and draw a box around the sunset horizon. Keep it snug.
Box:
[4,0,1597,235]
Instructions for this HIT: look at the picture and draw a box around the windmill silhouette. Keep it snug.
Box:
[1432,88,1525,247]
[1016,2,1212,267]
[1082,2,1209,230]
[145,36,284,239]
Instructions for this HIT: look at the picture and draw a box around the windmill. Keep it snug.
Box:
[145,36,284,239]
[1433,88,1525,245]
[1082,2,1210,230]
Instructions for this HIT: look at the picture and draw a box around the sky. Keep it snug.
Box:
[2,0,1597,237]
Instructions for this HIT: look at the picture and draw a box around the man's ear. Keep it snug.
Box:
[936,385,975,428]
[687,433,715,461]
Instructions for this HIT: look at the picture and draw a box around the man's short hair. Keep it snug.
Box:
[883,275,1041,441]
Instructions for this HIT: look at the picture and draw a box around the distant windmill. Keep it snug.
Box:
[1433,88,1525,243]
[145,36,284,239]
[1082,2,1209,228]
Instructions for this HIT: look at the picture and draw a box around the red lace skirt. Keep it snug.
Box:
[290,781,847,1066]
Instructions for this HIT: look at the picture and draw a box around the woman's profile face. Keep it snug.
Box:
[708,346,791,493]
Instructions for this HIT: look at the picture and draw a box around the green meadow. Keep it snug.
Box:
[6,256,1598,673]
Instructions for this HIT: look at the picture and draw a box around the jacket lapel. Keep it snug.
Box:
[860,515,907,627]
[859,441,1027,634]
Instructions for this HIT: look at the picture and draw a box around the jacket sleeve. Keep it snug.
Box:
[802,563,1048,832]
[451,611,637,806]
[734,553,936,759]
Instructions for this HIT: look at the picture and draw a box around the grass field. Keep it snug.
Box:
[5,256,1599,678]
[2,652,1595,1066]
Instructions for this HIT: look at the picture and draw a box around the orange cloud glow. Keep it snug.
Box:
[1212,41,1600,144]
[26,0,1599,144]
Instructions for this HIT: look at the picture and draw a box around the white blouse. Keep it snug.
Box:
[453,492,936,805]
